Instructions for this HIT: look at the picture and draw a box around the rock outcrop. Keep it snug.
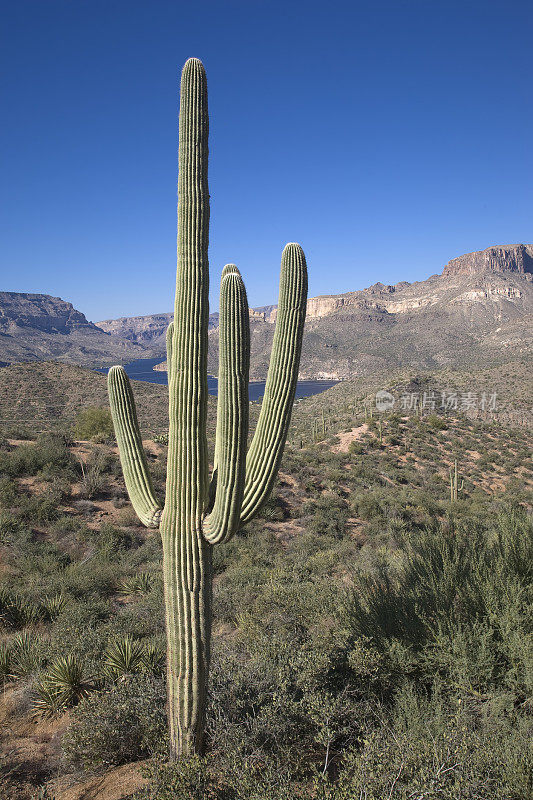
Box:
[0,293,149,367]
[442,244,533,277]
[0,292,100,335]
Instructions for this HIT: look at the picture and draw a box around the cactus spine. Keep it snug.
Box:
[107,58,307,759]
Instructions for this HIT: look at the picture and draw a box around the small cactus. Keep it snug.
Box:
[107,59,307,758]
[449,459,465,501]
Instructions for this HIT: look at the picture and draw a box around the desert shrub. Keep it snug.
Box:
[97,521,134,552]
[72,407,114,441]
[115,505,141,526]
[0,433,74,478]
[62,674,166,768]
[134,757,296,800]
[0,510,29,544]
[47,600,111,667]
[134,757,218,800]
[15,488,64,523]
[303,493,349,539]
[319,686,532,800]
[342,510,532,697]
[78,451,109,499]
[0,476,17,507]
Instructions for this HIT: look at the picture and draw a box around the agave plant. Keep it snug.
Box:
[32,654,96,717]
[117,572,152,597]
[9,632,42,678]
[42,593,67,621]
[104,634,146,679]
[141,642,166,676]
[0,588,40,630]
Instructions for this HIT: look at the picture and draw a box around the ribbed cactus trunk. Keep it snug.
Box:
[161,57,211,757]
[107,58,307,760]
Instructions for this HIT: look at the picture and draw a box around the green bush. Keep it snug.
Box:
[0,433,74,477]
[303,493,349,539]
[62,674,166,768]
[319,686,533,800]
[342,510,532,697]
[72,407,114,441]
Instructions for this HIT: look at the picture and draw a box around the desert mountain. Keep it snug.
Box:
[0,292,150,367]
[98,244,533,379]
[2,244,531,376]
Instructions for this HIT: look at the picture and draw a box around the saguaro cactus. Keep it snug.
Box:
[449,458,464,502]
[107,58,307,758]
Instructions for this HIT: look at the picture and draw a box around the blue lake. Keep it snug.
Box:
[96,357,338,401]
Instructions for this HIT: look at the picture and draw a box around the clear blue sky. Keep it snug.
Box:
[1,0,532,322]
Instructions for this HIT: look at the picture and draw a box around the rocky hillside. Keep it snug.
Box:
[0,293,150,367]
[131,244,533,379]
[4,244,532,377]
[294,244,532,379]
[97,310,221,349]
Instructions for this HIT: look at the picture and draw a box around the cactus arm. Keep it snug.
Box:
[239,243,307,526]
[107,366,162,528]
[160,57,211,759]
[204,265,250,544]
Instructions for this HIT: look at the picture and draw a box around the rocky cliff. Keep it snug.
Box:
[0,292,100,335]
[442,244,533,277]
[0,292,149,367]
[97,310,221,350]
[3,243,532,376]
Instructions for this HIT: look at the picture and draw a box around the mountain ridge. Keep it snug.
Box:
[0,291,151,367]
[97,243,533,379]
[2,243,532,378]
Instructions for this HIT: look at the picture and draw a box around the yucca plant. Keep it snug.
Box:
[117,572,152,597]
[141,642,166,676]
[104,634,146,679]
[0,642,11,684]
[32,680,63,718]
[9,631,42,678]
[32,654,96,717]
[0,588,40,629]
[42,593,67,621]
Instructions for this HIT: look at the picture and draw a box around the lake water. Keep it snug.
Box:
[96,357,338,401]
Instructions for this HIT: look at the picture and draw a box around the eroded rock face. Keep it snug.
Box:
[0,293,149,367]
[442,244,533,277]
[0,292,99,335]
